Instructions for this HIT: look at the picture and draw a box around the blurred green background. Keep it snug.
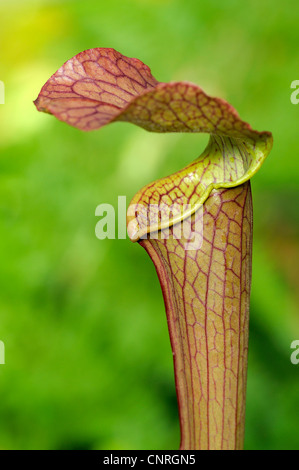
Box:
[0,0,298,450]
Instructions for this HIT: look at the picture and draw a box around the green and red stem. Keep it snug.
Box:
[140,183,252,449]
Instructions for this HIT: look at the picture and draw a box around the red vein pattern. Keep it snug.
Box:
[34,48,271,240]
[127,134,261,240]
[34,48,158,131]
[140,183,252,450]
[34,47,271,142]
[34,49,273,450]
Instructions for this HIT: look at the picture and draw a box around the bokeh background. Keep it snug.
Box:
[0,0,298,450]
